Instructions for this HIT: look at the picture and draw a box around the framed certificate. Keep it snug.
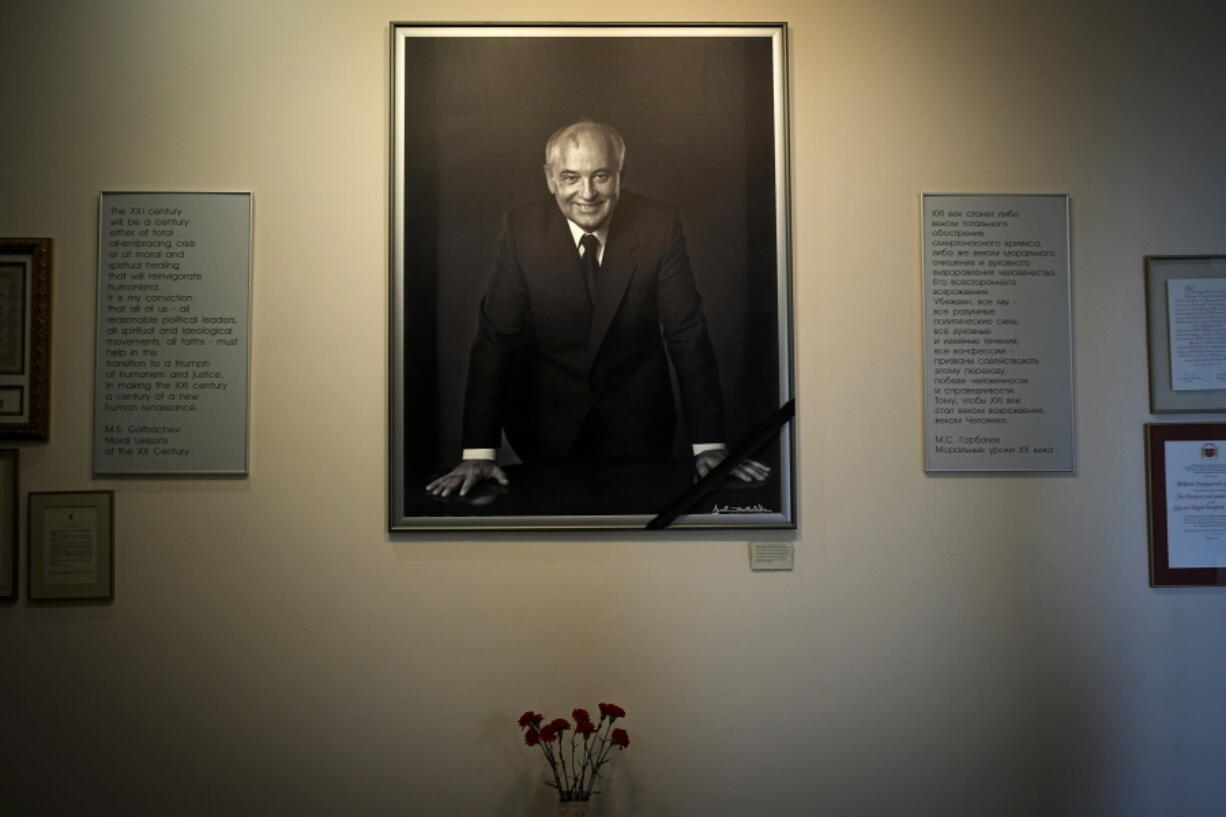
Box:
[1145,255,1226,413]
[27,491,114,601]
[1146,423,1226,586]
[0,449,16,599]
[0,238,52,439]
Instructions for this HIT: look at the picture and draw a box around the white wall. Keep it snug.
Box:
[3,1,1225,815]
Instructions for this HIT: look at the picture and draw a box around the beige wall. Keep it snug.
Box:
[3,1,1225,815]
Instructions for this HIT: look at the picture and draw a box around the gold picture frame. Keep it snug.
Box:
[0,238,51,440]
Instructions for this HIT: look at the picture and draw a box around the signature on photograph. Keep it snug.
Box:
[711,503,773,515]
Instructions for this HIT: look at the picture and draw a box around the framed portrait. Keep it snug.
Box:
[1145,255,1226,413]
[1145,423,1226,586]
[389,23,795,531]
[0,238,52,439]
[27,491,114,601]
[0,450,16,599]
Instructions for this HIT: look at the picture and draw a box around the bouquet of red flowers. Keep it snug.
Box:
[518,703,630,802]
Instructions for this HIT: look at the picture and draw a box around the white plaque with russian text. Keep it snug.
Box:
[922,193,1074,472]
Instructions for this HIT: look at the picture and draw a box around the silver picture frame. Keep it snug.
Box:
[1145,255,1226,413]
[389,23,795,531]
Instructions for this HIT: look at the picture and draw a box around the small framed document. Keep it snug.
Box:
[1146,423,1226,586]
[0,450,16,599]
[1145,255,1226,412]
[28,491,114,601]
[0,238,52,439]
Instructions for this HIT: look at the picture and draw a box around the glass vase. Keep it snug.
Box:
[558,798,590,817]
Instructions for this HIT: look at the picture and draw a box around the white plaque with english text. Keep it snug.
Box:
[93,192,252,474]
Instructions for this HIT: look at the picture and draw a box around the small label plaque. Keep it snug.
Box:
[750,542,794,571]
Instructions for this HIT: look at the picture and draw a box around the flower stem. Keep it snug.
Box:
[584,720,615,798]
[576,732,592,794]
[540,742,564,794]
[557,735,571,798]
[569,729,580,797]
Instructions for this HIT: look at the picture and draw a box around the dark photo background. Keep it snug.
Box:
[398,31,788,519]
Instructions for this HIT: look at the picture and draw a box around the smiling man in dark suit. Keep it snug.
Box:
[427,120,768,498]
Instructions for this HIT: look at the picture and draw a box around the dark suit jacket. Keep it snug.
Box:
[462,190,725,463]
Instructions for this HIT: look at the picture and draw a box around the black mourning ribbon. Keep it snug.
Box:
[646,399,795,530]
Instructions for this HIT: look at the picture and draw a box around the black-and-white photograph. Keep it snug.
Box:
[390,24,794,530]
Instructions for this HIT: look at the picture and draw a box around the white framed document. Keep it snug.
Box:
[1146,423,1226,586]
[27,491,114,601]
[1145,255,1226,413]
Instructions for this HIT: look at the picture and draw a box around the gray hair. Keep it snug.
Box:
[544,120,626,173]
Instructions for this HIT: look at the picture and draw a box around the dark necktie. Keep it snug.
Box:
[579,233,600,307]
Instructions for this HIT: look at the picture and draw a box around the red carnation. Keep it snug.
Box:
[518,702,631,801]
[599,703,626,721]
